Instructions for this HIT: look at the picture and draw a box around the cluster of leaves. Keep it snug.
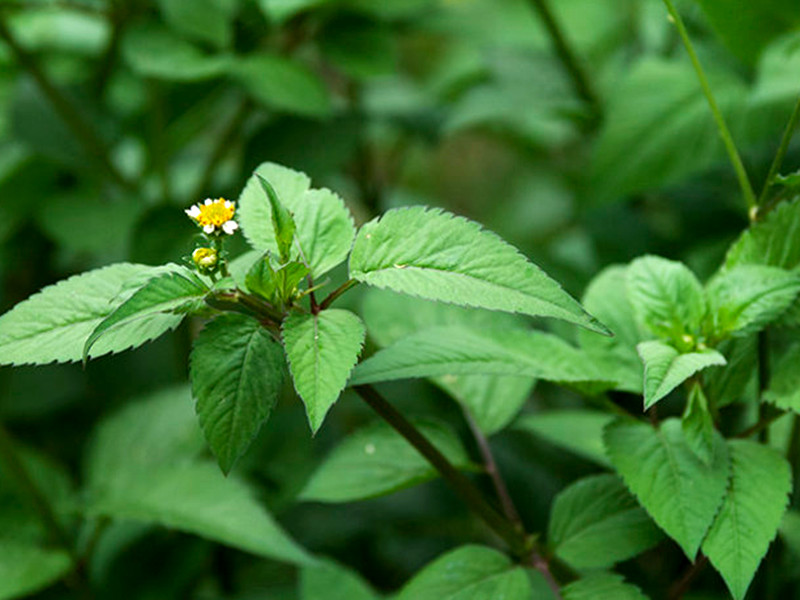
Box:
[2,0,800,599]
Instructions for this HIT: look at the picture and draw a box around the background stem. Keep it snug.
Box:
[757,94,800,209]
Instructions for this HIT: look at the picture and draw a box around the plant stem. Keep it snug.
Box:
[757,329,771,443]
[660,0,757,214]
[319,279,358,310]
[757,93,800,209]
[463,410,523,528]
[353,385,528,555]
[528,0,601,124]
[0,16,132,191]
[668,555,709,600]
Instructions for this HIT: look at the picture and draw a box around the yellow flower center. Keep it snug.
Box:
[196,199,235,227]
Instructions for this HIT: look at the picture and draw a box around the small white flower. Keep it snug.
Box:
[185,198,238,236]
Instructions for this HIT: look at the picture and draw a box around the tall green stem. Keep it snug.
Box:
[661,0,757,214]
[0,15,132,191]
[528,0,601,124]
[757,94,800,209]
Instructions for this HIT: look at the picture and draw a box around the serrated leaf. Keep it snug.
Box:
[351,326,608,386]
[85,388,312,566]
[705,265,800,338]
[238,163,355,278]
[362,288,533,435]
[300,420,471,502]
[246,254,309,304]
[232,54,332,117]
[775,169,800,189]
[604,419,730,559]
[258,175,296,262]
[84,269,207,362]
[190,315,285,474]
[764,343,800,412]
[515,410,614,467]
[702,440,791,600]
[0,263,183,366]
[394,545,531,600]
[283,309,365,433]
[627,256,706,342]
[637,340,726,410]
[682,384,715,464]
[349,206,608,334]
[578,265,644,394]
[704,336,758,408]
[563,573,648,600]
[726,197,800,269]
[549,474,663,569]
[300,560,377,600]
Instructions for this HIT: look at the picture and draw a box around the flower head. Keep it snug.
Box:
[192,247,219,270]
[185,198,239,235]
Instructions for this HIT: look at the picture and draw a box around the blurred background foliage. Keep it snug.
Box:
[1,0,800,598]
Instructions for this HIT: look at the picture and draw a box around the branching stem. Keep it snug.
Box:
[319,279,358,311]
[757,93,800,210]
[660,0,756,214]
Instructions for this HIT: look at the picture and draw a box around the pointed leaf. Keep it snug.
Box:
[702,440,791,600]
[283,309,365,432]
[705,265,800,337]
[637,340,726,410]
[238,163,355,278]
[349,206,608,334]
[257,175,296,263]
[515,410,614,467]
[351,325,608,386]
[563,573,648,600]
[394,545,531,600]
[604,418,730,559]
[84,269,207,361]
[362,288,533,435]
[300,420,471,502]
[549,474,663,569]
[0,263,182,366]
[578,265,644,393]
[682,384,716,464]
[764,343,800,412]
[726,197,800,269]
[627,256,706,342]
[85,388,312,566]
[190,315,286,474]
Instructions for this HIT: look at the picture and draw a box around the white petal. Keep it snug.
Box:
[223,220,238,234]
[186,206,201,218]
[225,200,233,209]
[203,224,215,234]
[204,198,213,205]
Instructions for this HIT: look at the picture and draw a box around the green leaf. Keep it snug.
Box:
[190,315,285,474]
[590,59,745,203]
[258,175,296,263]
[703,336,758,408]
[84,269,207,362]
[779,510,800,560]
[627,256,707,342]
[362,288,533,435]
[694,0,800,64]
[764,343,800,412]
[238,163,355,278]
[300,420,471,502]
[121,23,230,81]
[300,560,377,600]
[514,410,614,467]
[0,543,72,600]
[578,265,644,394]
[682,384,715,464]
[394,545,531,600]
[246,254,309,304]
[0,263,183,366]
[349,206,608,334]
[563,573,648,600]
[549,474,663,569]
[705,265,800,337]
[351,325,609,386]
[232,54,332,117]
[637,340,726,410]
[283,309,365,433]
[726,197,800,269]
[156,0,233,48]
[702,440,791,600]
[85,388,313,566]
[604,418,730,559]
[775,169,800,189]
